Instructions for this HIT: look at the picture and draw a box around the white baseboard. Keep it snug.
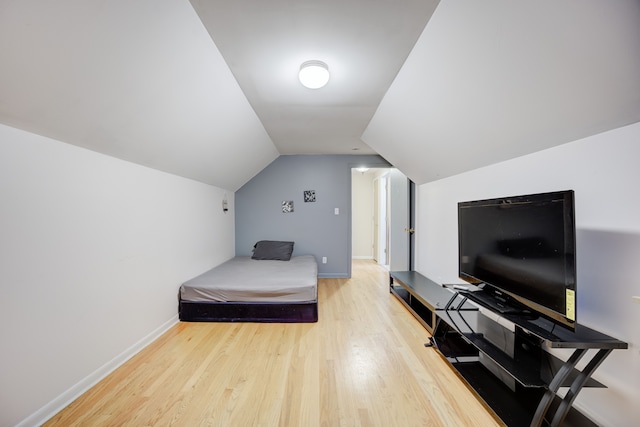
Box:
[17,314,179,427]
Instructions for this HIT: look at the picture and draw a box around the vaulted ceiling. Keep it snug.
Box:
[1,0,639,191]
[190,0,438,156]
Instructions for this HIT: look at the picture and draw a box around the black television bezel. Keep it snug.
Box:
[458,190,577,330]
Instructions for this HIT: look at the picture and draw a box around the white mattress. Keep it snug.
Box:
[179,255,318,303]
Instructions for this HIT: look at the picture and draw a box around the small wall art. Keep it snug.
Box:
[303,190,316,202]
[282,200,294,213]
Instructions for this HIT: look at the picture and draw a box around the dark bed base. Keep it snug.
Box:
[179,299,318,323]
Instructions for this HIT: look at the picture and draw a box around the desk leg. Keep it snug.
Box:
[550,348,612,427]
[530,348,587,427]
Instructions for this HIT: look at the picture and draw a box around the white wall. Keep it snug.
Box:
[352,170,374,259]
[415,122,640,427]
[0,124,235,427]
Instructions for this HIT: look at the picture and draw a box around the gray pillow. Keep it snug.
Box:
[251,240,295,261]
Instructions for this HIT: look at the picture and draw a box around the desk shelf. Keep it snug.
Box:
[389,271,458,333]
[388,271,628,427]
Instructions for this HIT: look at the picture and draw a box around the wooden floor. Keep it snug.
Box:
[45,260,502,427]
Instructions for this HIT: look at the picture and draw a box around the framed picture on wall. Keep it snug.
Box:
[304,190,316,202]
[282,200,294,213]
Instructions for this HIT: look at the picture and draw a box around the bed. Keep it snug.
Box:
[179,241,318,323]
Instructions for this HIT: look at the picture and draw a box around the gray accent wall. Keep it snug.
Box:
[235,154,391,277]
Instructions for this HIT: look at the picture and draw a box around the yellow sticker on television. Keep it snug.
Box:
[566,289,576,321]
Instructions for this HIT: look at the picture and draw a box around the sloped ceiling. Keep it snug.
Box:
[1,1,639,190]
[0,0,279,191]
[363,0,640,184]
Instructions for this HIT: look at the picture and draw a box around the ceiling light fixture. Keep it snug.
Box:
[299,60,330,89]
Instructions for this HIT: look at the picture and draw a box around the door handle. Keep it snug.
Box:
[404,228,415,234]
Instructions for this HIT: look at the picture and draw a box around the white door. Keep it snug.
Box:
[388,169,410,271]
[373,176,380,262]
[378,173,389,266]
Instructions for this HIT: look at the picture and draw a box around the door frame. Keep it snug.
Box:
[349,166,415,277]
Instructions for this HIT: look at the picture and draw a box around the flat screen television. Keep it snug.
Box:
[458,190,576,330]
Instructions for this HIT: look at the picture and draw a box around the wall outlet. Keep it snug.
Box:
[322,257,327,264]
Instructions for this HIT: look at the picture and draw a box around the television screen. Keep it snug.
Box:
[458,190,576,330]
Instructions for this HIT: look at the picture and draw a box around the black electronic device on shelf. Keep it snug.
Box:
[458,190,577,330]
[389,189,627,426]
[388,267,627,427]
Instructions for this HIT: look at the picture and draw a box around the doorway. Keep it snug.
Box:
[351,167,414,272]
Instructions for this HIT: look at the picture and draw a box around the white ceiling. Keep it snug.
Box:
[1,0,639,190]
[0,0,279,191]
[363,0,640,184]
[190,0,439,155]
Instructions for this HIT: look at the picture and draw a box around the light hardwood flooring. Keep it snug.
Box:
[45,260,502,427]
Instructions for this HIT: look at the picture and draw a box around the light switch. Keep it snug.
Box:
[334,208,339,215]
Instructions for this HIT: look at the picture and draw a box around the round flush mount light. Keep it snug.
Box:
[299,60,330,89]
